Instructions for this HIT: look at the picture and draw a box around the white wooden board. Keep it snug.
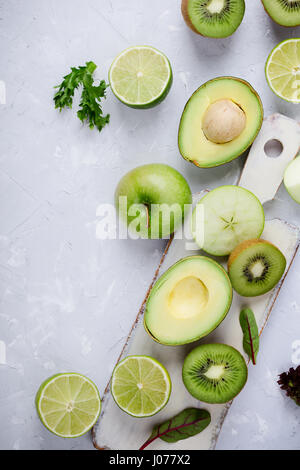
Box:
[239,114,300,204]
[93,197,299,450]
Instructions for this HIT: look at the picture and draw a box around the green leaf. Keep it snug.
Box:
[139,408,211,450]
[77,78,110,132]
[278,365,300,406]
[53,61,110,133]
[239,307,259,365]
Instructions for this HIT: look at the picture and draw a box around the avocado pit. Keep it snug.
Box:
[202,99,246,144]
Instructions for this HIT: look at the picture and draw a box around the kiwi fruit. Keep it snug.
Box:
[261,0,300,27]
[228,239,287,297]
[181,0,245,38]
[182,343,248,404]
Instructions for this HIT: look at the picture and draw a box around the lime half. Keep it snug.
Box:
[265,38,300,103]
[111,355,171,417]
[109,46,172,108]
[35,373,101,438]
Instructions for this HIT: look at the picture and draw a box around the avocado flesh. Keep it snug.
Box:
[262,0,300,27]
[178,77,263,168]
[144,256,232,345]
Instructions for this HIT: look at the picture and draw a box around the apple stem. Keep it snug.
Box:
[144,204,150,229]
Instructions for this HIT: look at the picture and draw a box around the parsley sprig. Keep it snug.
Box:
[54,61,110,132]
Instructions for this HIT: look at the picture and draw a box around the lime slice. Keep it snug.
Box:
[35,373,101,438]
[109,46,173,108]
[111,355,171,417]
[265,38,300,103]
[284,156,300,204]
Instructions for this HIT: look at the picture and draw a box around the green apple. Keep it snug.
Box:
[284,156,300,205]
[115,164,192,239]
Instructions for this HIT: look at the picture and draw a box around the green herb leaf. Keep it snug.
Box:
[278,365,300,406]
[54,61,110,132]
[239,307,259,365]
[139,408,211,450]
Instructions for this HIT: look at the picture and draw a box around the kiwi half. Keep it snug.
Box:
[262,0,300,27]
[228,239,287,297]
[182,343,248,404]
[181,0,245,38]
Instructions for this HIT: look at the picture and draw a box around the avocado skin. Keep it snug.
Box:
[178,76,263,169]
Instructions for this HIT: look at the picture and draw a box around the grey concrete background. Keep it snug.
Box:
[0,0,299,450]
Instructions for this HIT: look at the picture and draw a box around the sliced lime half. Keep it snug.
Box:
[35,373,101,438]
[265,38,300,103]
[109,46,172,108]
[111,355,171,417]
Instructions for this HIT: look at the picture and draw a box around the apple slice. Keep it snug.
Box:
[191,185,265,256]
[284,156,300,205]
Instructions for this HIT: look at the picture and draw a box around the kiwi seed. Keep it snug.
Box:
[272,0,300,14]
[262,0,300,27]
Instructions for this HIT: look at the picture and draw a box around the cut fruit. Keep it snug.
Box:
[35,373,101,438]
[265,38,300,103]
[228,239,287,297]
[182,343,248,404]
[109,46,172,109]
[144,256,232,345]
[111,355,171,417]
[178,77,263,168]
[181,0,245,38]
[284,156,300,204]
[192,186,265,257]
[262,0,300,27]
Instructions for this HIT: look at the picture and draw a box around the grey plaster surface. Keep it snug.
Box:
[0,0,299,450]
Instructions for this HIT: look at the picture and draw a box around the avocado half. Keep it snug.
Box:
[178,77,263,168]
[144,256,232,346]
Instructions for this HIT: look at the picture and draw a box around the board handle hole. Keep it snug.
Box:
[264,139,283,158]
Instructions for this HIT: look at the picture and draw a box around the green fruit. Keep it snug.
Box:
[284,156,300,204]
[178,77,263,168]
[265,39,300,103]
[109,46,172,109]
[111,355,171,417]
[35,373,101,438]
[144,256,232,345]
[191,185,265,256]
[182,343,248,404]
[115,164,192,239]
[181,0,245,38]
[262,0,300,27]
[228,239,287,297]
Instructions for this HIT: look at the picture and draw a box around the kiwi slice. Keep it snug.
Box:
[182,343,248,404]
[261,0,300,27]
[181,0,245,38]
[228,239,287,297]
